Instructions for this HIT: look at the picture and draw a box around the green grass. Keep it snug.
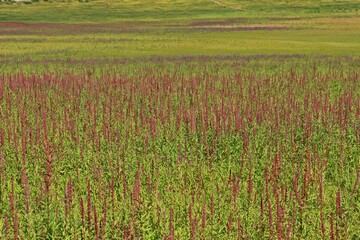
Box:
[0,0,360,59]
[1,27,360,59]
[0,0,359,22]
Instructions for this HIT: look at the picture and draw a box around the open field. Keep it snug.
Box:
[1,0,360,22]
[1,17,360,59]
[1,0,360,59]
[0,1,360,239]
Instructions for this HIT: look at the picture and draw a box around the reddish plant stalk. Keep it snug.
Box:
[65,180,73,217]
[169,207,175,240]
[94,205,99,240]
[226,213,233,236]
[4,215,9,240]
[101,194,107,237]
[351,168,360,197]
[320,211,325,237]
[201,203,206,231]
[87,180,92,229]
[80,198,85,228]
[21,166,30,214]
[336,190,343,218]
[132,160,141,207]
[211,195,215,222]
[330,213,335,240]
[274,183,283,240]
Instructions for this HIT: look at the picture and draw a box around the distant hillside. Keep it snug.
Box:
[0,0,359,22]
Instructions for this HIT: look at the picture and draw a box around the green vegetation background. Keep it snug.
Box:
[0,0,360,59]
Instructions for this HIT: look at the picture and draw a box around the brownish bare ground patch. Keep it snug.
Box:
[186,23,293,32]
[0,22,160,35]
[0,21,291,35]
[0,22,27,28]
[190,26,290,32]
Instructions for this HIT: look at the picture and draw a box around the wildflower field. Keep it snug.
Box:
[0,1,360,239]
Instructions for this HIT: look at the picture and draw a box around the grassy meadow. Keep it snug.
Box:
[0,0,360,239]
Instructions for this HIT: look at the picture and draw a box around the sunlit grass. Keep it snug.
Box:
[1,26,360,59]
[0,0,359,22]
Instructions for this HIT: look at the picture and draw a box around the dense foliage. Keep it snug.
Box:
[0,57,359,239]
